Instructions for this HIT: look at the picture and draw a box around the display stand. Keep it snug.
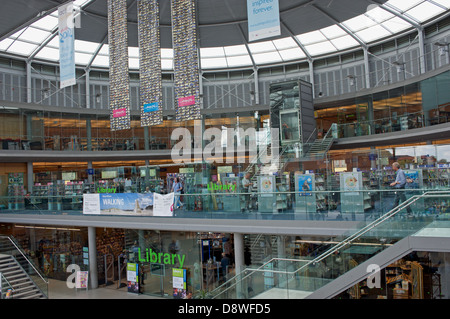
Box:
[258,175,276,213]
[404,169,423,213]
[340,171,364,215]
[294,173,316,218]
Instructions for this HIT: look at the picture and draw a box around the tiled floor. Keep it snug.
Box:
[48,279,164,299]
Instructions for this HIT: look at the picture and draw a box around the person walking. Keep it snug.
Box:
[172,177,184,209]
[390,162,413,216]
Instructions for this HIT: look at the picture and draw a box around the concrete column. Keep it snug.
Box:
[88,226,98,289]
[234,233,245,274]
[233,232,245,298]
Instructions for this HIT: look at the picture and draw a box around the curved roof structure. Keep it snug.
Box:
[0,0,449,71]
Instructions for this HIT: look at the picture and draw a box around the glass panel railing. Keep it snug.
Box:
[0,235,49,298]
[210,190,450,299]
[0,188,448,223]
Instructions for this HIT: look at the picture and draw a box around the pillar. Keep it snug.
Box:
[88,226,98,289]
[233,232,245,298]
[86,118,92,151]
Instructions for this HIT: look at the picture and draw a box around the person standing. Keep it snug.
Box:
[390,162,413,216]
[241,173,252,212]
[172,177,184,209]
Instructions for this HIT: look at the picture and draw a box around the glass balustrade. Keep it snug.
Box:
[1,188,449,222]
[209,191,450,299]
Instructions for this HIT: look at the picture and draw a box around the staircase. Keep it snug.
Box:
[0,236,48,299]
[0,255,46,299]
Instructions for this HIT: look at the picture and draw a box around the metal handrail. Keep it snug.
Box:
[210,190,450,298]
[0,235,48,285]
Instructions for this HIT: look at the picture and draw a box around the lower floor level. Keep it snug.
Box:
[1,222,450,299]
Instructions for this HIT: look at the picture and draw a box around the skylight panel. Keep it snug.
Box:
[226,55,253,67]
[35,47,60,61]
[355,24,392,43]
[161,48,173,59]
[405,1,446,22]
[296,30,327,45]
[272,37,297,50]
[381,17,413,33]
[75,40,100,54]
[330,36,360,50]
[365,6,394,23]
[431,0,450,9]
[12,27,51,44]
[278,47,305,61]
[252,51,282,64]
[320,25,347,39]
[30,15,58,31]
[304,41,337,56]
[201,57,228,69]
[161,59,173,70]
[128,47,139,58]
[386,0,424,12]
[75,52,93,65]
[129,57,140,69]
[343,15,377,32]
[200,47,225,58]
[0,39,14,51]
[223,45,248,56]
[6,40,38,56]
[91,55,109,68]
[248,41,277,53]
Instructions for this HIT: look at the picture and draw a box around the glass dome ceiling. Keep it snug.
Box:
[0,0,449,71]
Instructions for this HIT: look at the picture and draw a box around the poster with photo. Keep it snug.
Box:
[127,263,139,294]
[259,175,275,197]
[297,175,313,196]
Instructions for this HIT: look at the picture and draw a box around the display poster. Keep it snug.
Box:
[404,170,420,189]
[153,193,175,216]
[58,2,76,88]
[297,175,313,196]
[127,263,139,294]
[342,172,361,195]
[76,271,89,289]
[247,0,281,42]
[259,175,274,197]
[173,268,187,299]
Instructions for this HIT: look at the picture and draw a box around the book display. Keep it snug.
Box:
[7,173,24,210]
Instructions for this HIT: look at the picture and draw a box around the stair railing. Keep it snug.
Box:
[210,190,450,299]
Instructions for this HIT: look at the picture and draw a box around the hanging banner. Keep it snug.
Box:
[247,0,281,42]
[83,193,174,217]
[138,0,163,126]
[108,0,131,131]
[58,2,76,88]
[153,193,175,217]
[172,0,201,122]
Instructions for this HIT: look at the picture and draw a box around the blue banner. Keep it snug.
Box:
[143,102,160,113]
[247,0,281,42]
[58,3,76,88]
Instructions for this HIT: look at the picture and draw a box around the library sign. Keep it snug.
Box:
[82,192,174,216]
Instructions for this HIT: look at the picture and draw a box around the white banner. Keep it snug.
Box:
[82,193,174,216]
[58,2,76,88]
[247,0,281,42]
[153,193,175,216]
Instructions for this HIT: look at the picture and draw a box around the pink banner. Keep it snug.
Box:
[178,95,195,107]
[113,108,127,118]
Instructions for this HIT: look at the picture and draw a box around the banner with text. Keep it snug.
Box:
[58,2,76,88]
[83,193,174,217]
[247,0,281,42]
